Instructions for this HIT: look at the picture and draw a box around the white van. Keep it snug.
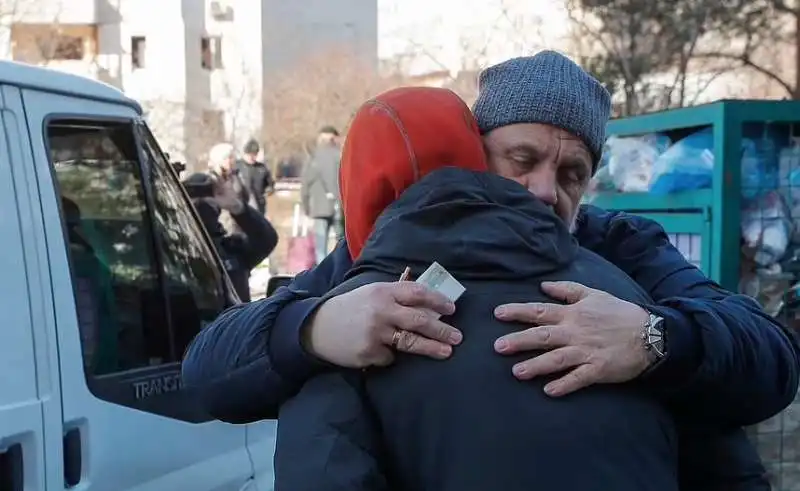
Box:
[0,61,276,490]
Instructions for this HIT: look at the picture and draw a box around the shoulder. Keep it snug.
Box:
[578,204,665,235]
[576,204,668,253]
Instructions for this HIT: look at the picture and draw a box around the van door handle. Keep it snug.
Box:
[64,428,82,487]
[0,443,23,491]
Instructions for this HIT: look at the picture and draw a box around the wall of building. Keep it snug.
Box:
[0,0,377,168]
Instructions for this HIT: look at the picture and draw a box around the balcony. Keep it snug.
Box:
[14,0,99,24]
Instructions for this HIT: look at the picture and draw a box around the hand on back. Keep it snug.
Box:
[303,281,463,368]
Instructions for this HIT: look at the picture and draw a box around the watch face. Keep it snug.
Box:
[648,314,666,357]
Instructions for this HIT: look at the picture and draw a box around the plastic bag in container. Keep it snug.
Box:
[649,128,714,194]
[778,138,800,189]
[603,134,671,192]
[741,137,778,201]
[588,164,616,193]
[741,190,793,267]
[778,140,800,231]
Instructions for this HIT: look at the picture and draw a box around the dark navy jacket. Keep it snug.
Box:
[182,173,799,488]
[275,169,680,491]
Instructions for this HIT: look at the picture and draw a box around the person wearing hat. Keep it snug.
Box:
[301,125,343,264]
[236,138,275,216]
[274,86,682,490]
[183,51,797,488]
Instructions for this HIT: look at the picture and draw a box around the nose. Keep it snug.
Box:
[524,168,558,205]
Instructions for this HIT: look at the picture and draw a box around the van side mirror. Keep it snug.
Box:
[266,275,294,297]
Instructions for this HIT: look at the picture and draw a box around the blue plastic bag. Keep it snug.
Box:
[649,128,714,195]
[741,137,778,202]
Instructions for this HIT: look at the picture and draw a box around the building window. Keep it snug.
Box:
[201,36,223,70]
[51,35,85,60]
[131,36,146,69]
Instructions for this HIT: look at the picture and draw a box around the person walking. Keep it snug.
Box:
[236,138,275,216]
[300,126,342,264]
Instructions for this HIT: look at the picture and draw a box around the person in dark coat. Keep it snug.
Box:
[236,138,275,215]
[275,87,680,490]
[301,126,342,264]
[183,53,797,489]
[182,172,278,302]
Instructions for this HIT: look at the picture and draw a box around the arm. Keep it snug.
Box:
[275,372,388,491]
[181,241,354,422]
[226,206,279,269]
[264,165,276,195]
[577,205,800,426]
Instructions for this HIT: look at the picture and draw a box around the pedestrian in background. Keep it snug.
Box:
[301,125,342,264]
[236,138,275,216]
[207,142,257,235]
[182,172,278,302]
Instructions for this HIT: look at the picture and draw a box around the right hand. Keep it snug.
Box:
[302,281,463,368]
[213,179,244,214]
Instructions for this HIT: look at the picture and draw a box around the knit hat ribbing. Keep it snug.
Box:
[472,51,611,169]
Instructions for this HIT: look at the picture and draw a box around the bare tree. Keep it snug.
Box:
[261,46,405,161]
[692,0,794,98]
[568,0,741,115]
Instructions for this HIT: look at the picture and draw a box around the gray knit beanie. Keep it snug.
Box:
[472,51,611,168]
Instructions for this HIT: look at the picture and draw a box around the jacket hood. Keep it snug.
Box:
[350,167,578,281]
[339,87,487,260]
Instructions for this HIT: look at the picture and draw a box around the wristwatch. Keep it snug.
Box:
[641,310,667,368]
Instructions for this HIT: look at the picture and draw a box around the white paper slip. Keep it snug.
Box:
[416,261,466,305]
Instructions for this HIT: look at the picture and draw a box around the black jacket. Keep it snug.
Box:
[275,168,679,491]
[193,198,278,302]
[183,177,798,488]
[236,159,274,214]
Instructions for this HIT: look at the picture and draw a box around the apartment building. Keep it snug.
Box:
[2,0,378,167]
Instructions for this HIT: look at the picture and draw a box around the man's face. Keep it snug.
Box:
[483,123,593,229]
[244,152,257,163]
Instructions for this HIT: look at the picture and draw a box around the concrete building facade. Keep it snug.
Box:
[1,0,377,167]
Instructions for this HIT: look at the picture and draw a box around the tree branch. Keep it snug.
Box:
[693,51,794,97]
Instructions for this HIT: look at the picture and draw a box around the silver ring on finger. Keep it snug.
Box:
[391,328,404,350]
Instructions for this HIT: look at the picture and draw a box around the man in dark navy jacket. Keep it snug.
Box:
[183,52,798,489]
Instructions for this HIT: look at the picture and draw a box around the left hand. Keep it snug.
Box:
[494,281,653,397]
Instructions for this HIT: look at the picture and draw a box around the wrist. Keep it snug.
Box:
[269,296,330,382]
[300,299,333,362]
[631,305,666,376]
[228,201,245,214]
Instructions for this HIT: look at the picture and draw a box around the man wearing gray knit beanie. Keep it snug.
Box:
[467,51,773,490]
[185,50,790,491]
[471,50,610,231]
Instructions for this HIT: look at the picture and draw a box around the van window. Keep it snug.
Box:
[51,120,168,375]
[137,124,226,350]
[49,119,226,417]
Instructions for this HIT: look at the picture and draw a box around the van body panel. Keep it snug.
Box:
[6,82,256,490]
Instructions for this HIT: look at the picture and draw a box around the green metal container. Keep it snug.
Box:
[589,100,800,490]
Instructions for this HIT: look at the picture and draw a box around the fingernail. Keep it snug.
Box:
[445,302,456,314]
[439,346,452,358]
[513,364,526,376]
[494,307,507,318]
[449,330,463,344]
[495,339,509,352]
[544,384,558,396]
